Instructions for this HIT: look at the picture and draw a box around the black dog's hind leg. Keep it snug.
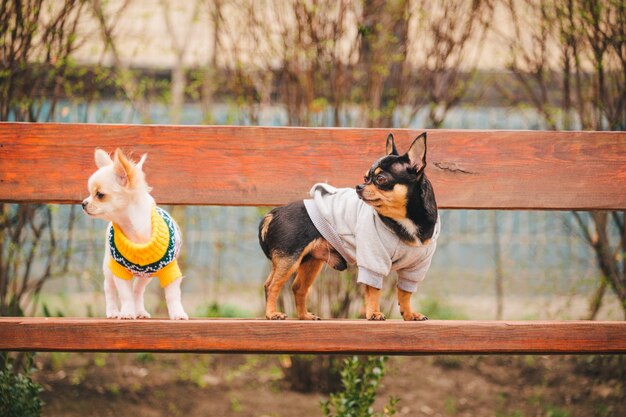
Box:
[264,255,300,320]
[292,258,324,320]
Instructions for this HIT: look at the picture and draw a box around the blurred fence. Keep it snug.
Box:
[44,205,596,294]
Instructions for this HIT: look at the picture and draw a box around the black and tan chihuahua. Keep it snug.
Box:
[259,133,439,321]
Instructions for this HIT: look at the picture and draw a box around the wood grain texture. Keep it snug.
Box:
[1,318,624,354]
[1,122,625,209]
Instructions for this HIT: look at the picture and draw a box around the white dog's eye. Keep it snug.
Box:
[96,191,105,199]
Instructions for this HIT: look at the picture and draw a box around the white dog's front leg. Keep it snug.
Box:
[164,277,188,320]
[133,277,152,319]
[113,276,136,319]
[103,256,121,319]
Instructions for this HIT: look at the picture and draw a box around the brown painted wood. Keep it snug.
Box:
[2,123,623,355]
[1,122,625,209]
[0,317,624,354]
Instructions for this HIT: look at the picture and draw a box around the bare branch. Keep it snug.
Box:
[572,211,594,245]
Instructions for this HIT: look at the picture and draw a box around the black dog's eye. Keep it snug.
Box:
[96,192,105,199]
[374,175,388,186]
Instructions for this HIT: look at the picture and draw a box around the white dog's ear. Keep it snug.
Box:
[136,154,148,172]
[95,149,113,168]
[113,148,131,187]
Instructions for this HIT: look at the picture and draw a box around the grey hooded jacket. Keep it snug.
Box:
[303,183,440,293]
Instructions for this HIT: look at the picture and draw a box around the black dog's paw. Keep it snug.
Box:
[402,312,428,321]
[367,312,386,321]
[299,312,321,320]
[267,312,288,320]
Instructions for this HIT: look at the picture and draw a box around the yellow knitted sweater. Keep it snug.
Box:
[108,206,182,287]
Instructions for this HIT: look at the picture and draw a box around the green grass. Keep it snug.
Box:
[419,298,468,320]
[198,301,252,318]
[545,405,570,417]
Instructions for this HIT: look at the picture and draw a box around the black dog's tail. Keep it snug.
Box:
[258,212,274,259]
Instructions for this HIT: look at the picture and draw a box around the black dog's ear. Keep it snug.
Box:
[406,132,427,173]
[386,133,398,156]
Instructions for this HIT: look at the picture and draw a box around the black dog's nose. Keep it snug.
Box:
[81,200,88,209]
[355,184,364,192]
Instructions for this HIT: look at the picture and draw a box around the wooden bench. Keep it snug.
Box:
[1,122,625,355]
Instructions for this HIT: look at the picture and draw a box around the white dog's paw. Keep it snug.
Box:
[118,306,137,320]
[136,310,151,319]
[169,309,189,320]
[106,309,121,319]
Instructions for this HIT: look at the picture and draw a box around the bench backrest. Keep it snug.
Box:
[1,123,625,210]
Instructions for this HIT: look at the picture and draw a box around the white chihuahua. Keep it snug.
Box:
[82,149,188,320]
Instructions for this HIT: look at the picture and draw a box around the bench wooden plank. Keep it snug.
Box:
[1,122,625,209]
[1,318,624,354]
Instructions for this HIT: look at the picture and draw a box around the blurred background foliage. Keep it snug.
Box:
[0,0,625,406]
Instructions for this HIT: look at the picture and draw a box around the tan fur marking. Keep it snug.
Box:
[260,214,273,241]
[374,167,382,175]
[264,255,299,319]
[362,183,408,219]
[264,238,327,319]
[292,259,324,320]
[397,288,412,316]
[113,148,148,189]
[299,238,327,261]
[397,288,427,321]
[114,149,133,184]
[364,285,385,320]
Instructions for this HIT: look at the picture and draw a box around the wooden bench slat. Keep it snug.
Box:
[1,123,625,209]
[1,318,624,354]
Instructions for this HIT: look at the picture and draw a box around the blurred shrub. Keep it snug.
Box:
[135,352,156,365]
[0,364,43,417]
[281,355,343,394]
[281,269,362,394]
[573,355,626,381]
[321,356,398,417]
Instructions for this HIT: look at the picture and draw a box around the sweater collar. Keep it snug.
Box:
[111,206,172,266]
